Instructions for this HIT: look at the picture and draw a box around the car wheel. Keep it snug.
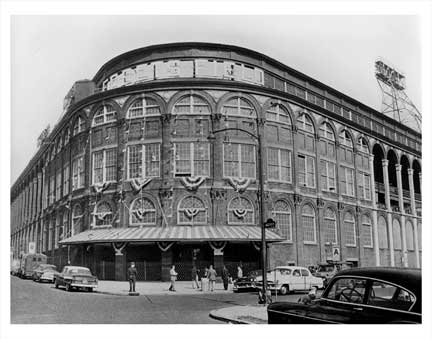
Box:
[279,285,289,295]
[66,283,72,292]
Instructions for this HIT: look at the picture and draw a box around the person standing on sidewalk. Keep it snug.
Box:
[201,267,209,291]
[208,265,217,292]
[128,262,137,293]
[191,265,199,289]
[169,265,178,292]
[237,264,243,279]
[222,265,230,291]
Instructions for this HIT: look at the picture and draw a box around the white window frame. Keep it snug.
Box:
[266,103,291,124]
[172,95,211,115]
[177,196,208,225]
[323,208,338,244]
[72,205,82,237]
[302,204,317,244]
[127,97,161,118]
[92,105,116,126]
[223,143,256,179]
[127,143,161,180]
[173,142,210,177]
[298,154,315,188]
[72,156,85,190]
[362,215,373,248]
[320,160,336,192]
[358,172,371,201]
[92,201,113,228]
[222,97,256,118]
[273,201,292,242]
[344,212,356,247]
[267,148,292,183]
[130,197,157,226]
[73,116,85,136]
[227,196,255,225]
[340,166,355,197]
[92,148,117,184]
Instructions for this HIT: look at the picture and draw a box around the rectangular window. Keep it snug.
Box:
[72,157,85,190]
[340,166,355,196]
[223,143,256,179]
[56,171,62,200]
[362,221,373,248]
[358,172,371,200]
[92,148,117,184]
[320,160,336,192]
[298,154,315,188]
[49,175,55,205]
[63,164,70,196]
[268,148,292,182]
[174,142,209,177]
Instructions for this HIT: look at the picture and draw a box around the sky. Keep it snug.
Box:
[10,15,422,185]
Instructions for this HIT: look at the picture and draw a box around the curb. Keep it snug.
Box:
[209,311,251,324]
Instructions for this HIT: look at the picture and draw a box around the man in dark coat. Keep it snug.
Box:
[222,265,230,290]
[128,262,137,292]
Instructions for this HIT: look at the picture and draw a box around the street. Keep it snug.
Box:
[11,276,302,324]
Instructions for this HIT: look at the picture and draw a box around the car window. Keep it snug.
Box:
[318,266,333,273]
[62,267,68,274]
[279,269,292,275]
[301,269,310,277]
[325,277,367,304]
[293,269,301,277]
[367,281,415,311]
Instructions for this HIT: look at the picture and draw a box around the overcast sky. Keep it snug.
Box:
[11,15,421,185]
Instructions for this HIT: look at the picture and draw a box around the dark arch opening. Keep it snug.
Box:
[400,155,410,191]
[373,144,385,206]
[387,149,398,188]
[413,160,421,194]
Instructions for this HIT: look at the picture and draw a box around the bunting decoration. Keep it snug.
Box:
[208,241,227,251]
[93,182,110,193]
[227,177,252,193]
[157,241,175,252]
[133,209,147,220]
[112,242,127,256]
[184,208,200,219]
[233,208,248,219]
[130,178,152,193]
[180,176,206,191]
[252,241,261,251]
[96,212,111,221]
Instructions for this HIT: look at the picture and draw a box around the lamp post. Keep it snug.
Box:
[208,122,268,303]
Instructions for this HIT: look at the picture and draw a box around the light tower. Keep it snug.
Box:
[374,58,421,132]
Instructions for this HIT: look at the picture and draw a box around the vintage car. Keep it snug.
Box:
[313,261,353,287]
[254,266,324,295]
[233,270,260,292]
[54,266,98,292]
[267,267,421,324]
[32,264,59,283]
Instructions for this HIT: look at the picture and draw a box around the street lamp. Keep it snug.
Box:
[208,121,268,303]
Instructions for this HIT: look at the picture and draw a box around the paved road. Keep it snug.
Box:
[11,276,302,324]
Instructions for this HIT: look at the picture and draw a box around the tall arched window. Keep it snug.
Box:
[323,208,337,244]
[127,97,161,118]
[378,216,388,249]
[344,212,356,246]
[319,123,336,192]
[266,103,292,124]
[339,130,354,163]
[297,113,315,152]
[130,197,156,225]
[361,215,373,248]
[72,204,82,236]
[93,201,113,227]
[392,219,402,250]
[319,122,335,158]
[73,116,86,136]
[273,200,292,241]
[173,95,210,115]
[178,196,207,224]
[228,196,254,225]
[222,97,256,117]
[302,204,316,243]
[63,128,70,146]
[62,212,69,240]
[405,220,414,251]
[92,105,116,126]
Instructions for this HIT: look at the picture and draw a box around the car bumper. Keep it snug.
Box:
[71,283,98,288]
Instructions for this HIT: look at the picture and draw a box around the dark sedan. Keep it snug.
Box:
[233,270,260,292]
[267,267,421,324]
[32,264,59,283]
[54,266,98,292]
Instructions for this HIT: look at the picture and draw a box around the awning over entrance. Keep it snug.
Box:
[59,225,284,245]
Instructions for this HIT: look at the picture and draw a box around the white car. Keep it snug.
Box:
[255,266,324,295]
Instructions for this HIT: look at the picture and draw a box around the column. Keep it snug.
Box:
[408,169,420,268]
[114,247,127,281]
[369,155,380,266]
[395,164,408,267]
[213,249,224,281]
[161,248,173,282]
[382,159,394,266]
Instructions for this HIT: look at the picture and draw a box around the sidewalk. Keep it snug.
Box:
[209,305,268,324]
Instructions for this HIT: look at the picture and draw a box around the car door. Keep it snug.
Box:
[290,269,304,291]
[59,267,68,285]
[301,268,312,290]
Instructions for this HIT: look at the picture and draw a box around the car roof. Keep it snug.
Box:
[64,266,90,270]
[275,266,307,270]
[334,267,421,294]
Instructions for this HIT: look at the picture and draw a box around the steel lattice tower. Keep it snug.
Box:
[375,59,422,132]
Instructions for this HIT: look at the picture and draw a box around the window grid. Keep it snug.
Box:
[63,164,70,196]
[339,130,354,163]
[273,201,292,241]
[174,142,209,177]
[344,212,356,246]
[223,143,256,179]
[358,172,371,200]
[72,205,82,236]
[320,160,336,192]
[130,198,157,225]
[319,122,336,158]
[266,104,291,124]
[92,148,117,184]
[392,220,402,250]
[323,208,337,244]
[92,105,116,126]
[173,95,210,115]
[268,148,292,183]
[178,196,207,224]
[55,171,62,200]
[222,97,256,117]
[340,166,355,196]
[93,202,113,228]
[127,98,161,118]
[298,154,315,188]
[228,197,254,225]
[362,215,373,248]
[302,205,316,243]
[72,157,85,190]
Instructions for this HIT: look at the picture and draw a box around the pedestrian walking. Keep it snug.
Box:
[128,262,137,293]
[222,265,230,291]
[208,265,217,292]
[201,267,209,291]
[191,265,199,289]
[237,264,243,279]
[169,265,178,292]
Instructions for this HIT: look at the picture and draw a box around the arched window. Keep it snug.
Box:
[228,196,254,224]
[378,216,388,249]
[92,105,116,126]
[72,204,82,236]
[173,95,210,115]
[73,116,86,136]
[319,122,335,158]
[323,208,337,244]
[130,197,156,225]
[406,220,414,251]
[266,103,292,124]
[63,128,70,146]
[273,200,292,241]
[178,196,207,224]
[297,113,315,133]
[344,212,356,246]
[392,219,402,250]
[358,137,369,154]
[339,130,354,163]
[93,201,113,227]
[127,97,161,118]
[297,113,315,153]
[361,215,373,247]
[222,97,256,117]
[302,204,316,243]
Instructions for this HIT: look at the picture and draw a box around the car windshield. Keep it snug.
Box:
[318,266,334,272]
[67,268,91,275]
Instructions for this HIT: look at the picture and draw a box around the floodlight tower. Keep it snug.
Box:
[374,58,421,132]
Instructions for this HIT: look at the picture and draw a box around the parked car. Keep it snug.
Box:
[54,266,98,292]
[32,264,59,283]
[233,270,260,292]
[254,266,324,295]
[267,267,421,324]
[18,253,47,279]
[11,259,20,276]
[313,261,353,287]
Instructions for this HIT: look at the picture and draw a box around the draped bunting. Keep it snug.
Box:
[157,241,175,252]
[133,209,147,220]
[184,208,200,219]
[93,182,110,193]
[130,178,152,193]
[252,241,261,251]
[180,176,206,191]
[96,212,111,221]
[227,177,252,193]
[112,242,127,255]
[208,241,227,251]
[233,208,248,219]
